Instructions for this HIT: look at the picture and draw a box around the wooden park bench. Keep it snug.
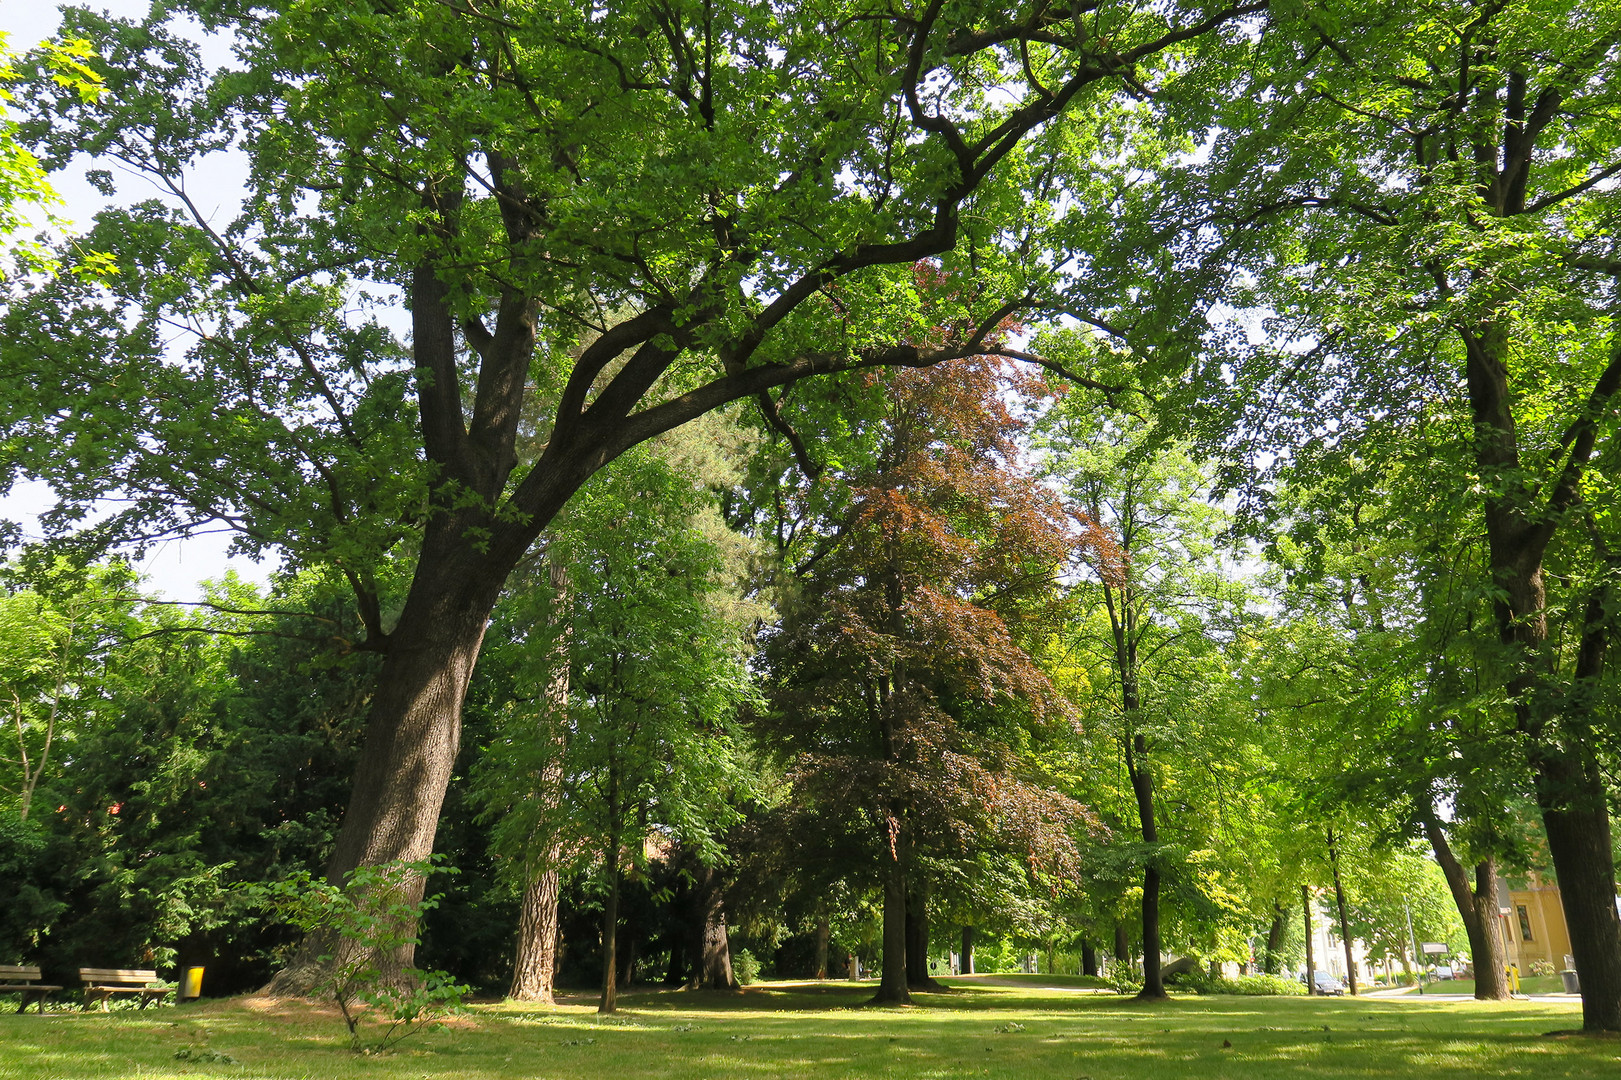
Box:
[78,968,172,1011]
[0,965,62,1014]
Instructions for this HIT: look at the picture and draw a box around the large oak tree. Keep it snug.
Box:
[2,0,1265,985]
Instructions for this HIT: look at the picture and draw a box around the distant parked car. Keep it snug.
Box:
[1303,971,1346,995]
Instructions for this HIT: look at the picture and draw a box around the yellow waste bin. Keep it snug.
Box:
[180,967,204,1001]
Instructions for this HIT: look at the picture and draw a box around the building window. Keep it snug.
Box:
[1517,905,1534,942]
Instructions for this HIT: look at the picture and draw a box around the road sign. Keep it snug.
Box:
[1421,942,1447,955]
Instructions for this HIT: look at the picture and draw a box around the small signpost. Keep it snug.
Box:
[1421,942,1447,955]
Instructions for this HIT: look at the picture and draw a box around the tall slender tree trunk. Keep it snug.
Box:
[1104,580,1163,1001]
[600,842,621,1013]
[1303,886,1315,995]
[873,554,912,1005]
[961,925,975,975]
[1264,902,1286,975]
[1326,828,1358,995]
[1126,728,1164,1000]
[509,557,571,1003]
[1113,922,1130,970]
[875,814,911,1003]
[1081,938,1098,977]
[814,917,831,979]
[1421,814,1509,1001]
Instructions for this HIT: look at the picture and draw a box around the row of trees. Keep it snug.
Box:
[0,366,1515,1014]
[3,0,1616,1030]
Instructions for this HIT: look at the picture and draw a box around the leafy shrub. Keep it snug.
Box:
[733,949,760,985]
[1104,965,1142,995]
[244,860,467,1051]
[1167,970,1306,996]
[1229,973,1306,996]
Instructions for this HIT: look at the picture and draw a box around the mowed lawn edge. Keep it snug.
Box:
[1,977,1613,1080]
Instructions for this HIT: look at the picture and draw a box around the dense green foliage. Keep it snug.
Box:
[1,0,1617,1043]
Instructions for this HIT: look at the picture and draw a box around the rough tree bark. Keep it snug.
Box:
[508,557,571,1003]
[687,864,737,991]
[266,531,510,994]
[1421,814,1509,1001]
[510,869,563,1003]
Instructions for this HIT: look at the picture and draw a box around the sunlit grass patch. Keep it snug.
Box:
[0,979,1612,1080]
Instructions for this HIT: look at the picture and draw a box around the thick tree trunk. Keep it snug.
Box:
[266,548,505,995]
[1460,310,1621,1031]
[687,864,736,990]
[906,875,942,989]
[814,916,831,980]
[874,827,911,1003]
[1326,828,1358,996]
[1264,902,1286,975]
[1535,750,1621,1029]
[509,867,562,1003]
[1303,885,1315,995]
[1421,815,1509,1001]
[664,932,687,987]
[1081,938,1098,977]
[961,925,975,975]
[663,869,689,985]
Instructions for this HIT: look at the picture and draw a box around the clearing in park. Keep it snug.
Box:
[1,977,1615,1080]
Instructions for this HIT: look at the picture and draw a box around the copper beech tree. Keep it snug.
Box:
[758,351,1115,1003]
[6,0,1261,985]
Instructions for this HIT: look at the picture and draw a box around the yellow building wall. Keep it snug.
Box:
[1502,885,1571,973]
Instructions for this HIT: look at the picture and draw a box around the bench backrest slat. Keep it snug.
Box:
[79,968,159,984]
[0,965,43,980]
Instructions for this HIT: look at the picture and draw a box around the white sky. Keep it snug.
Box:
[4,1,274,600]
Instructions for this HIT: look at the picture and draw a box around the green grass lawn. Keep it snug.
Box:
[2,977,1615,1080]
